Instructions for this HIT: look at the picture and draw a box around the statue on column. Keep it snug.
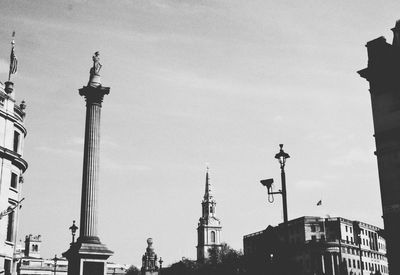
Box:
[88,51,102,87]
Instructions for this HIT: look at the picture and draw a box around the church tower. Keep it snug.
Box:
[196,167,222,263]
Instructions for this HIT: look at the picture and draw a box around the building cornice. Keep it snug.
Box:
[0,109,27,136]
[0,145,28,172]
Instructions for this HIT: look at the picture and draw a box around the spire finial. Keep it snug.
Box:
[204,164,212,200]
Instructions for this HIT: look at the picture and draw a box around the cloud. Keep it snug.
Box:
[154,68,234,93]
[273,115,284,122]
[0,58,8,74]
[69,137,84,146]
[293,179,327,189]
[101,157,151,172]
[35,145,81,157]
[329,147,373,166]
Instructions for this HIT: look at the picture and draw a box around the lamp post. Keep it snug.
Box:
[260,144,290,223]
[69,220,78,244]
[52,255,59,275]
[159,257,163,274]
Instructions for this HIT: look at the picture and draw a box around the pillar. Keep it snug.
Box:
[63,53,113,275]
[78,86,108,243]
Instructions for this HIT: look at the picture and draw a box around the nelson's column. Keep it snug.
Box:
[63,52,113,275]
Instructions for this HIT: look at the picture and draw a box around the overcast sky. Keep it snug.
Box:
[1,0,399,268]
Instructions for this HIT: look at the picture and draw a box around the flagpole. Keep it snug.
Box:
[8,31,16,82]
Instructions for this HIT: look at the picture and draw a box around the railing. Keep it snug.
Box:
[14,105,25,121]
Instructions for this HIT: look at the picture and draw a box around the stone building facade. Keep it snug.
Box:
[15,235,126,275]
[358,20,400,274]
[243,216,388,275]
[196,168,222,263]
[0,80,28,275]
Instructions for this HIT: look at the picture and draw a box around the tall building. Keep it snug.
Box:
[24,234,42,259]
[244,216,388,275]
[196,167,222,263]
[16,234,68,275]
[358,20,400,274]
[0,78,28,275]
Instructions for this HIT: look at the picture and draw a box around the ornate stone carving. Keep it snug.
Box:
[141,238,159,274]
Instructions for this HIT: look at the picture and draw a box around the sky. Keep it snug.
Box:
[0,0,399,268]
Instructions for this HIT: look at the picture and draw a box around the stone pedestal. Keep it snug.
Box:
[63,85,113,275]
[141,239,159,275]
[64,241,112,275]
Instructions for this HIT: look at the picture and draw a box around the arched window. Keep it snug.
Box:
[211,231,216,243]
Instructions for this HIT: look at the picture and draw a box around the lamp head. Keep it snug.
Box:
[260,178,274,190]
[275,144,290,166]
[69,220,78,235]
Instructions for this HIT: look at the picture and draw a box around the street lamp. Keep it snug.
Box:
[69,220,78,244]
[159,257,163,274]
[260,144,290,223]
[52,254,59,275]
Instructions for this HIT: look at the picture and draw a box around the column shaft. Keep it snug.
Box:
[80,99,102,239]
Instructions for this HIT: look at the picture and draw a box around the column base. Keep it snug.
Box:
[63,238,113,275]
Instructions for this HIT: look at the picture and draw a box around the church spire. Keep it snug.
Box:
[204,166,212,201]
[197,165,222,263]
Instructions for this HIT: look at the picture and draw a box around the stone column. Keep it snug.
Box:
[78,86,109,243]
[63,53,113,275]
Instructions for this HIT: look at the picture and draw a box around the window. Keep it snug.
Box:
[311,235,316,241]
[4,259,11,275]
[311,225,316,232]
[10,173,17,189]
[13,131,20,153]
[319,222,324,231]
[350,227,353,233]
[6,211,14,242]
[210,205,215,214]
[211,231,216,243]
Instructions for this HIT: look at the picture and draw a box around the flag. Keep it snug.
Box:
[8,31,18,79]
[316,200,322,206]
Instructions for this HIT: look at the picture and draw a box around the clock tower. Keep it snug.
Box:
[196,167,222,263]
